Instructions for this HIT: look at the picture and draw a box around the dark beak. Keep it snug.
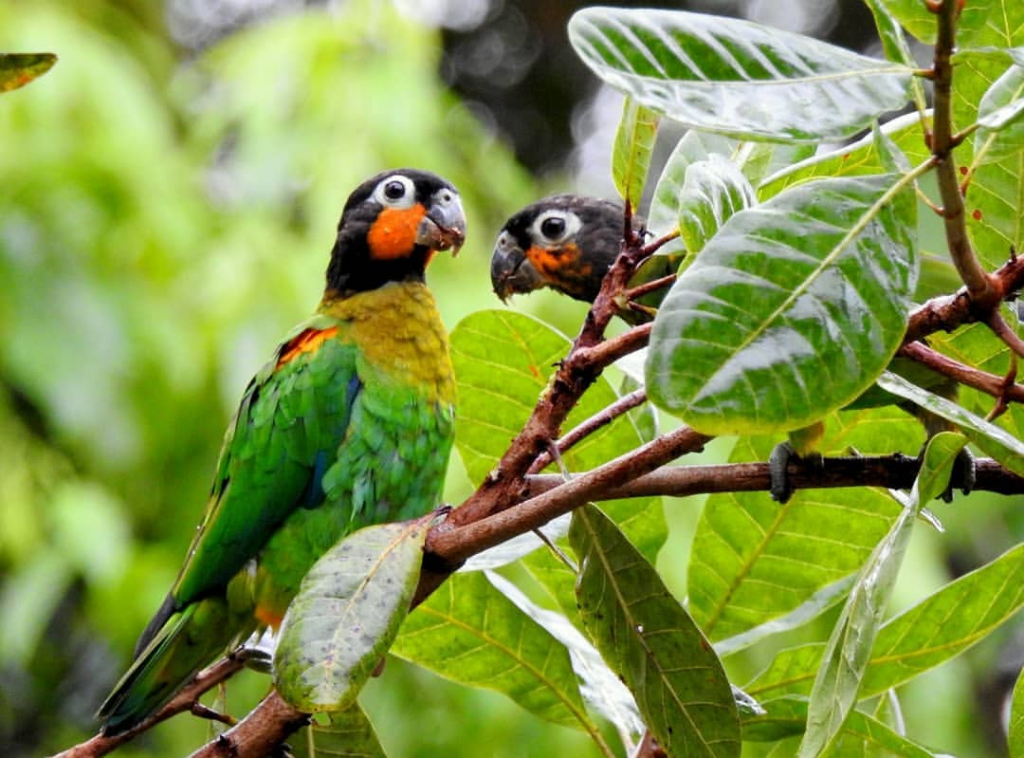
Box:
[418,189,467,255]
[490,231,544,302]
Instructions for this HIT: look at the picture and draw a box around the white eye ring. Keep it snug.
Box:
[372,175,417,209]
[530,209,581,246]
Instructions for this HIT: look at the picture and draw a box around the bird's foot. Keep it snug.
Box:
[768,442,823,503]
[937,445,976,503]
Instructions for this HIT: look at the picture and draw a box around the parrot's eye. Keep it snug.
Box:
[373,175,417,209]
[531,209,581,246]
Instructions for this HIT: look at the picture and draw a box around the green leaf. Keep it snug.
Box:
[485,571,643,750]
[975,63,1024,163]
[749,543,1024,701]
[912,431,968,505]
[689,430,903,642]
[391,571,605,740]
[290,705,386,758]
[676,155,757,254]
[612,97,659,209]
[646,174,918,436]
[0,53,57,93]
[875,0,995,46]
[1011,665,1024,758]
[451,310,667,562]
[567,8,912,142]
[860,541,1024,697]
[275,518,429,712]
[759,111,931,200]
[876,370,1024,475]
[744,697,942,757]
[570,503,741,758]
[863,0,926,108]
[798,493,918,758]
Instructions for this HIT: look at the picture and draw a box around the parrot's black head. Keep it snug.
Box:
[490,194,638,304]
[326,169,466,297]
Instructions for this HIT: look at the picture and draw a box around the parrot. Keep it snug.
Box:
[489,194,680,324]
[97,168,466,736]
[490,194,972,503]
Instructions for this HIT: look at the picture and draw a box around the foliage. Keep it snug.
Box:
[4,1,1023,758]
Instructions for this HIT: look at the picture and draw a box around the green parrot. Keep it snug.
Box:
[98,168,466,736]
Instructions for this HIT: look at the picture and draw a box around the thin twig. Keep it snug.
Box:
[898,341,1024,403]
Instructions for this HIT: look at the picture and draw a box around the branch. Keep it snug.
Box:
[51,655,248,758]
[522,456,1024,500]
[898,341,1024,403]
[187,692,308,758]
[929,0,996,304]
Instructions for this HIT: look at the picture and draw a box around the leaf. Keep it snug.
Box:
[975,63,1024,164]
[676,155,757,254]
[912,431,968,505]
[390,571,605,739]
[570,503,741,758]
[743,697,942,757]
[749,543,1024,702]
[486,571,643,751]
[0,53,57,93]
[759,110,932,200]
[875,0,995,46]
[876,370,1024,475]
[274,518,429,712]
[451,310,667,562]
[612,97,659,209]
[860,541,1024,697]
[646,174,918,436]
[797,492,918,758]
[567,8,912,142]
[1011,665,1024,758]
[290,705,386,758]
[689,429,903,642]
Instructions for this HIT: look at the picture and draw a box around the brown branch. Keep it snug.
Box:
[51,654,248,758]
[903,254,1024,343]
[187,692,308,758]
[929,0,996,304]
[898,341,1024,403]
[530,388,648,474]
[987,311,1024,359]
[522,456,1024,500]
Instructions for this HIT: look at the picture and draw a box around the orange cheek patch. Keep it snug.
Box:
[527,243,580,281]
[276,326,339,369]
[366,204,427,259]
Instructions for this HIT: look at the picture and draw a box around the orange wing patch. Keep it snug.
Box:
[276,326,339,369]
[366,204,427,260]
[254,604,284,630]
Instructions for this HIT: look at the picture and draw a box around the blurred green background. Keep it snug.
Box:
[1,2,1019,756]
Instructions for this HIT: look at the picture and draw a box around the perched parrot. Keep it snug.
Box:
[98,168,466,735]
[489,194,679,323]
[490,194,972,502]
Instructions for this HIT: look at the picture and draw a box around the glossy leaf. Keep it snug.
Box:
[860,541,1024,697]
[612,97,659,209]
[390,571,603,738]
[486,571,643,751]
[798,493,918,758]
[875,0,995,46]
[568,8,912,142]
[290,705,385,758]
[759,111,931,200]
[747,543,1024,701]
[275,518,428,712]
[1011,666,1024,758]
[975,63,1024,164]
[876,371,1024,475]
[913,431,969,505]
[863,0,927,111]
[676,155,757,254]
[689,419,911,642]
[647,174,918,437]
[0,52,56,93]
[451,310,666,562]
[570,504,740,758]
